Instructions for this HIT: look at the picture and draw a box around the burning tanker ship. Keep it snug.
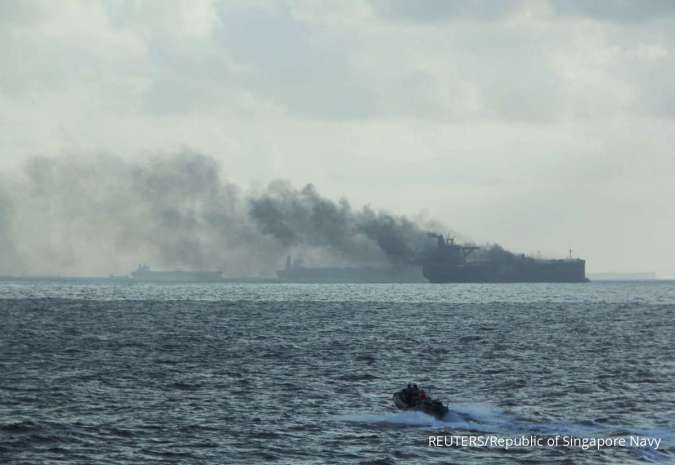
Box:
[277,233,587,283]
[419,234,587,283]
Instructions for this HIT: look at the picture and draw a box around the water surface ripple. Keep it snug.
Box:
[1,282,673,464]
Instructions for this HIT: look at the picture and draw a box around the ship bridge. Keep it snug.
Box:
[425,233,479,264]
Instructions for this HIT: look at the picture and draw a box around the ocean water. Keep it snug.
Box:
[0,281,673,464]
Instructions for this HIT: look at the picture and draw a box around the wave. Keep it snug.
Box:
[339,403,514,432]
[340,403,675,446]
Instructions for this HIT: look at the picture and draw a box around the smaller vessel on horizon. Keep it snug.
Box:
[276,256,426,283]
[130,264,224,283]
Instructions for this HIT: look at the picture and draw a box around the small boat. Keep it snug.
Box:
[393,385,449,419]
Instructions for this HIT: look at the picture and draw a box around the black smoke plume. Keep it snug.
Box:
[0,151,436,276]
[249,182,427,265]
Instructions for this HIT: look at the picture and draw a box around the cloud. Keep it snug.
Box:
[213,3,377,119]
[550,0,675,22]
[1,0,675,274]
[3,0,674,123]
[370,0,521,22]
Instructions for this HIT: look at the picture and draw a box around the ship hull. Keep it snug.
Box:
[422,259,587,283]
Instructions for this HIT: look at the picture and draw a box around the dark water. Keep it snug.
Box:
[1,282,674,464]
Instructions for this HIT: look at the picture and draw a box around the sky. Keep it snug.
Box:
[1,0,674,276]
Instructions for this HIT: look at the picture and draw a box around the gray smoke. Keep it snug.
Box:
[0,186,24,275]
[472,243,518,263]
[0,151,439,276]
[249,181,428,265]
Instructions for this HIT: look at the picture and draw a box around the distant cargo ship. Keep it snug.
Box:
[277,257,426,283]
[420,234,587,283]
[130,265,224,283]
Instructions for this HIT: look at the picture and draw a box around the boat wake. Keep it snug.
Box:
[341,403,675,448]
[340,403,516,432]
[341,404,675,462]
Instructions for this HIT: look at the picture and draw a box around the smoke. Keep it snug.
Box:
[472,244,518,263]
[0,186,24,275]
[249,182,429,265]
[0,151,438,276]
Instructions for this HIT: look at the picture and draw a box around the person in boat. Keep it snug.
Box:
[394,384,449,419]
[408,384,421,405]
[403,384,412,404]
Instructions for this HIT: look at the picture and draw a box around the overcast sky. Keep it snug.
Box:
[2,0,675,275]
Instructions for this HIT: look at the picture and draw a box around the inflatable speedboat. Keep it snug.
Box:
[393,385,449,419]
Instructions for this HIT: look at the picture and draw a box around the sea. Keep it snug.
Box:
[0,281,673,465]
